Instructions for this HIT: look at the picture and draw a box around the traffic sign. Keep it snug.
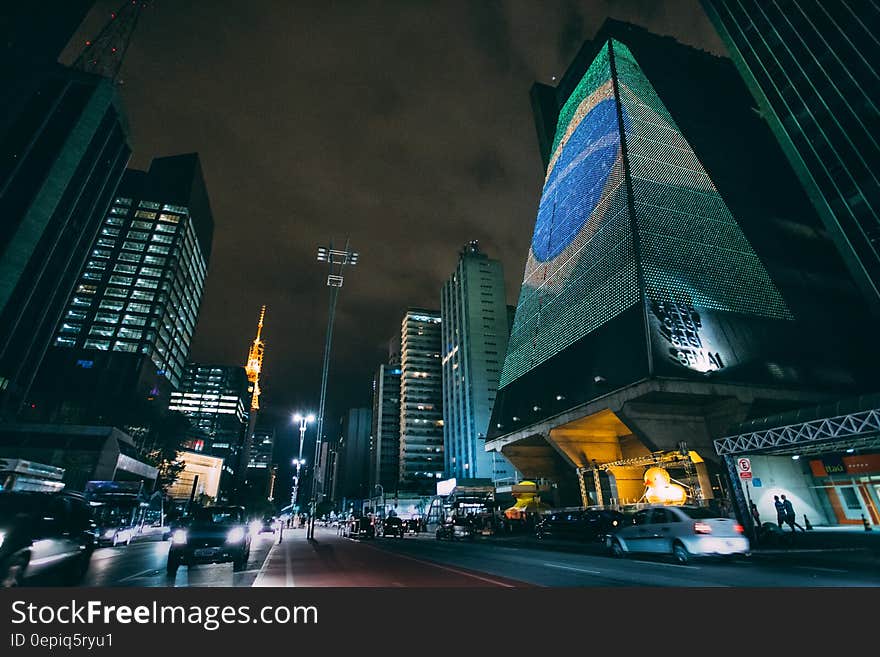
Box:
[737,458,751,473]
[739,470,752,480]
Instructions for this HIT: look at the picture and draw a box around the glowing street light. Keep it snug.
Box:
[291,413,315,508]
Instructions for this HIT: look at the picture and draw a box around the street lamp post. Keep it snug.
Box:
[307,239,358,540]
[292,413,315,510]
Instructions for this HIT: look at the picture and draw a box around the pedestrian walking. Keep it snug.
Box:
[781,494,805,532]
[750,501,761,527]
[774,495,786,528]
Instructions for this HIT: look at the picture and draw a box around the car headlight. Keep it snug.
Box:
[248,521,262,536]
[0,531,5,548]
[103,529,116,538]
[226,527,246,543]
[171,529,188,545]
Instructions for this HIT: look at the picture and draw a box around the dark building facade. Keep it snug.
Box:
[0,67,131,419]
[29,154,213,432]
[370,363,401,493]
[487,23,878,508]
[702,1,880,317]
[335,408,372,501]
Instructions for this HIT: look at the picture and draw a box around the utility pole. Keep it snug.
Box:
[307,239,358,539]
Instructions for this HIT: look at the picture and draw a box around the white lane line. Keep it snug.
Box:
[117,568,159,583]
[252,540,280,587]
[542,562,601,575]
[631,560,700,570]
[360,542,518,587]
[793,565,848,574]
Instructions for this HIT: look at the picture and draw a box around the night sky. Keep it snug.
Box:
[62,1,725,461]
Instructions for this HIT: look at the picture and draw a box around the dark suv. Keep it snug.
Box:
[535,509,626,543]
[381,516,404,538]
[0,491,96,587]
[166,506,251,575]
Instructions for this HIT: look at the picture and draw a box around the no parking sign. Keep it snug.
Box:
[737,457,752,480]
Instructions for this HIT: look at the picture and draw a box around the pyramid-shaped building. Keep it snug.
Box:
[486,28,878,508]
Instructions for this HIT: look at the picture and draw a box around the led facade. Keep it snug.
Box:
[501,40,791,390]
[370,363,401,492]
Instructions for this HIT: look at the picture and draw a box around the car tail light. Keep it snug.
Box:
[734,524,744,534]
[694,522,712,534]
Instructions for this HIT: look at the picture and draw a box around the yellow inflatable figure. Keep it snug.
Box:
[643,467,687,505]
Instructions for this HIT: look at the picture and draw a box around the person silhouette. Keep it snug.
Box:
[781,494,805,532]
[773,495,786,528]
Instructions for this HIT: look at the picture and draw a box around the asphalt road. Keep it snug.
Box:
[80,531,278,587]
[74,527,880,587]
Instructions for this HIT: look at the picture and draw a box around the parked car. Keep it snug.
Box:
[535,509,626,542]
[166,506,251,575]
[0,491,96,587]
[381,516,404,538]
[607,506,749,564]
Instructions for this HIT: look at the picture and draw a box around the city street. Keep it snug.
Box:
[251,527,880,588]
[80,531,277,588]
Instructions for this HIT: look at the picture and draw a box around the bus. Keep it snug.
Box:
[85,481,148,547]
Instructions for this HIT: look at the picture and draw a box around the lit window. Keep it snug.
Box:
[118,252,140,263]
[82,271,102,281]
[71,296,91,307]
[105,287,128,298]
[84,339,111,351]
[113,341,138,352]
[55,336,76,347]
[127,302,151,314]
[105,216,124,226]
[148,245,170,255]
[92,249,111,258]
[66,310,87,320]
[139,266,163,277]
[59,323,81,334]
[127,231,149,241]
[89,326,115,337]
[135,278,158,289]
[114,264,137,274]
[117,327,142,339]
[155,222,176,234]
[151,234,173,244]
[143,255,165,266]
[134,210,157,219]
[94,312,120,324]
[158,213,180,223]
[109,275,133,285]
[122,241,145,252]
[139,201,161,210]
[101,228,120,237]
[131,220,153,230]
[131,291,154,301]
[77,284,97,295]
[96,238,116,247]
[122,315,146,326]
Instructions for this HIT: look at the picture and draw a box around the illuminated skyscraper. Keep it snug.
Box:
[31,154,213,429]
[441,241,517,483]
[398,309,443,493]
[168,363,250,498]
[702,1,880,316]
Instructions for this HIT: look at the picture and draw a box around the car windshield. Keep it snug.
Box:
[193,508,242,524]
[677,507,721,519]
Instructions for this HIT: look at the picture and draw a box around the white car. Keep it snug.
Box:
[608,506,749,564]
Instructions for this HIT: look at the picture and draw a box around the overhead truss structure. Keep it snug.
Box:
[714,407,880,456]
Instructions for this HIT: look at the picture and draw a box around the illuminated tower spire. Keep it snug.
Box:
[245,305,266,411]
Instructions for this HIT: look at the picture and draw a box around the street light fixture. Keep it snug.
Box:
[291,413,315,509]
[308,238,358,540]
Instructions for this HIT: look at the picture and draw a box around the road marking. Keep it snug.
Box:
[117,568,160,583]
[542,562,601,575]
[360,542,517,587]
[252,541,279,587]
[793,565,848,574]
[632,560,700,570]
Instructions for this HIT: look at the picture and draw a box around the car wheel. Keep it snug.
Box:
[0,551,29,588]
[673,542,690,565]
[610,539,625,558]
[63,553,91,586]
[435,529,442,540]
[112,534,119,547]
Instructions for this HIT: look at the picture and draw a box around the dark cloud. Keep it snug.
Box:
[62,0,725,428]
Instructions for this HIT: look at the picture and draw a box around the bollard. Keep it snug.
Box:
[862,514,873,532]
[803,514,813,530]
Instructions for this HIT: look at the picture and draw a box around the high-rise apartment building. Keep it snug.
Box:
[0,67,130,418]
[369,363,401,493]
[168,363,251,496]
[31,154,213,428]
[441,241,517,483]
[398,309,443,492]
[702,1,880,316]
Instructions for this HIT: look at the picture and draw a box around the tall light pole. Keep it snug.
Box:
[308,238,359,539]
[291,413,314,510]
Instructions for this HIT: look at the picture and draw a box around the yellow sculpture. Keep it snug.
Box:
[643,466,687,505]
